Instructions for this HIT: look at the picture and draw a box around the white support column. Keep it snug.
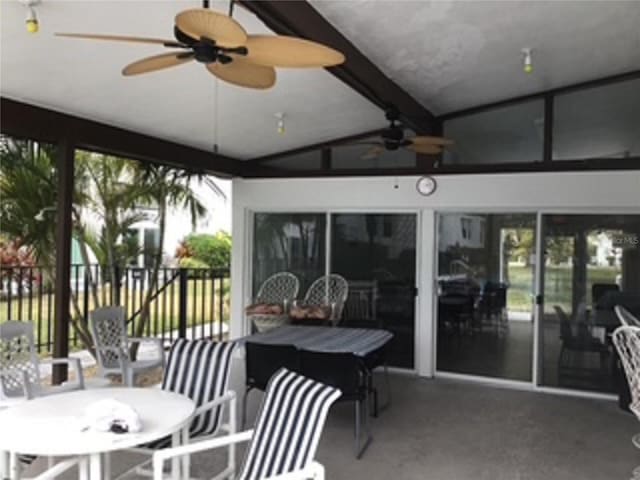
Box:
[417,209,436,377]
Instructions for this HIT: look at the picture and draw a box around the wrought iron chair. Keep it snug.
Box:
[249,272,300,332]
[616,305,640,327]
[152,368,341,480]
[89,306,164,387]
[255,272,300,306]
[0,320,84,402]
[303,274,349,326]
[120,338,238,480]
[612,326,640,480]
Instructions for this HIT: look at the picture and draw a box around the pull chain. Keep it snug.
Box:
[213,77,219,154]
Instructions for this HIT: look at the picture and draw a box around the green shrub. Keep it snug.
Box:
[181,232,231,269]
[178,257,209,269]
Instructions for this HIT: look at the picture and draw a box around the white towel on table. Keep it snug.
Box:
[82,399,142,433]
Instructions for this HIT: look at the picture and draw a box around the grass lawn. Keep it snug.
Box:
[507,264,619,313]
[0,278,230,353]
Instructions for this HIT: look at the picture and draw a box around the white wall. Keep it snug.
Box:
[231,170,640,375]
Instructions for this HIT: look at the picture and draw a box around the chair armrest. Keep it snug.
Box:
[194,390,236,417]
[50,357,85,389]
[152,430,254,480]
[127,337,165,366]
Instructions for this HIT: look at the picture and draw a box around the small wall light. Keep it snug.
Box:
[274,112,285,135]
[522,48,533,74]
[20,0,41,34]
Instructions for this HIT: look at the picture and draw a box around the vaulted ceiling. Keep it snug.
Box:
[2,0,639,163]
[311,0,640,114]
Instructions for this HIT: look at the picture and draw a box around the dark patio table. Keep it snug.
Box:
[238,325,394,357]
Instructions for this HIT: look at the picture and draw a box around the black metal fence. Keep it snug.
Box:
[0,264,230,353]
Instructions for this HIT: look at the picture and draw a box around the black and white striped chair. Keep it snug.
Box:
[153,368,341,480]
[122,339,237,480]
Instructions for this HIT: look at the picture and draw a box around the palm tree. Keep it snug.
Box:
[130,164,224,357]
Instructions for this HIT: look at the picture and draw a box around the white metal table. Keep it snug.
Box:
[0,387,195,480]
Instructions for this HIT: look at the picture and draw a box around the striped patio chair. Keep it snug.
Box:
[122,339,237,480]
[152,368,341,480]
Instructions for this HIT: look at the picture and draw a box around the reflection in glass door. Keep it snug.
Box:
[539,214,640,393]
[331,214,417,369]
[436,213,536,382]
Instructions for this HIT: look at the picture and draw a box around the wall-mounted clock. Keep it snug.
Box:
[416,175,437,196]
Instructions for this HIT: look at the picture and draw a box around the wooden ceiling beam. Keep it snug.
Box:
[238,0,437,134]
[0,97,242,177]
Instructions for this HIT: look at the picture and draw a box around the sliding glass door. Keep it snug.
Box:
[538,214,640,393]
[436,212,536,382]
[252,212,417,368]
[331,214,417,368]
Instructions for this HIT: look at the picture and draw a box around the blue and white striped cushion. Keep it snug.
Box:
[238,368,341,480]
[147,339,236,448]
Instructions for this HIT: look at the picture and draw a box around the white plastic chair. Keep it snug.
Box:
[303,274,349,325]
[89,306,164,387]
[612,326,640,480]
[615,305,640,327]
[152,368,341,480]
[0,321,84,402]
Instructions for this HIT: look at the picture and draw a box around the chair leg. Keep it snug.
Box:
[242,387,251,430]
[354,395,372,459]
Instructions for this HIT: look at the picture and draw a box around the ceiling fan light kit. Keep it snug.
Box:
[55,6,345,89]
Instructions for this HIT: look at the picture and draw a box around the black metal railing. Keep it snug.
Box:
[0,264,230,353]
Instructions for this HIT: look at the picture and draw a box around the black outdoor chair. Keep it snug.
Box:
[242,342,300,428]
[554,305,610,382]
[299,349,371,458]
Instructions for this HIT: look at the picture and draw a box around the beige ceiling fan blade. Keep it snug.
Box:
[175,8,247,47]
[361,145,385,160]
[407,143,442,155]
[410,135,454,146]
[55,33,181,46]
[206,57,276,89]
[244,35,345,67]
[122,52,194,76]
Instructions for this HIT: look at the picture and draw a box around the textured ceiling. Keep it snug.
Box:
[311,0,640,114]
[0,1,385,159]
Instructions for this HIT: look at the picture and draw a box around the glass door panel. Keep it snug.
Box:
[539,214,640,393]
[436,213,536,382]
[331,214,417,368]
[252,213,327,297]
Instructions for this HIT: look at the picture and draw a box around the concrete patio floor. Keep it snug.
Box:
[24,370,638,480]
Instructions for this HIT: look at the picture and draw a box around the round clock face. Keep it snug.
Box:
[416,176,437,196]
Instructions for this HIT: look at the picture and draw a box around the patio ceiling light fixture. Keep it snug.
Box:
[19,0,41,34]
[54,0,345,90]
[275,112,285,135]
[522,48,534,74]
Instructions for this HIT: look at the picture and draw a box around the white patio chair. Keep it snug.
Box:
[615,305,640,327]
[152,368,341,480]
[255,272,300,307]
[612,326,640,480]
[303,274,349,326]
[0,320,84,401]
[119,338,237,480]
[89,306,164,387]
[0,320,85,476]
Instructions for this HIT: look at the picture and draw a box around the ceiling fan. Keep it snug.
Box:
[55,1,345,89]
[346,109,453,160]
